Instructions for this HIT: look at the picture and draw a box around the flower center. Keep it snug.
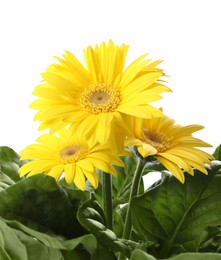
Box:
[141,128,174,152]
[79,83,121,114]
[59,144,88,163]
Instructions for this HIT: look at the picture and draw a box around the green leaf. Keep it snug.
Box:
[5,217,96,253]
[213,144,221,160]
[0,174,85,238]
[16,231,64,260]
[0,216,97,259]
[0,172,15,191]
[130,249,157,260]
[131,164,221,258]
[0,146,21,182]
[77,195,139,258]
[198,226,221,253]
[0,218,27,260]
[113,208,125,238]
[169,252,221,260]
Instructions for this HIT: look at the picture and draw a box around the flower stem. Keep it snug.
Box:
[103,172,113,230]
[119,157,144,260]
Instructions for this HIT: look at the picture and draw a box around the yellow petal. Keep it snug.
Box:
[47,164,64,181]
[74,166,86,191]
[157,156,185,183]
[138,143,157,158]
[64,163,75,184]
[121,72,162,97]
[157,152,194,175]
[83,169,98,189]
[120,54,149,87]
[117,104,162,118]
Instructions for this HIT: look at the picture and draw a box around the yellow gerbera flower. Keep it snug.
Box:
[19,127,123,191]
[125,115,214,183]
[31,40,170,144]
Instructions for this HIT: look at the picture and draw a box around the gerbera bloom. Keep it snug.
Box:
[31,40,170,144]
[19,127,123,191]
[125,115,214,183]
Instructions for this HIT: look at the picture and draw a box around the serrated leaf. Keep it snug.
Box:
[0,174,85,238]
[131,164,221,258]
[0,146,21,182]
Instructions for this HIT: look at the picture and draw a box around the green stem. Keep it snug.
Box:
[103,172,113,230]
[118,158,144,260]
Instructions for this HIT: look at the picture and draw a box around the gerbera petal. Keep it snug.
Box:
[128,113,213,184]
[179,158,208,175]
[83,169,98,189]
[138,143,157,158]
[19,160,56,176]
[64,163,75,184]
[84,46,99,82]
[47,164,64,181]
[96,120,111,144]
[88,150,124,167]
[175,137,213,147]
[59,50,90,84]
[157,152,194,175]
[19,127,122,190]
[76,159,94,172]
[117,104,162,118]
[169,147,212,164]
[120,54,149,87]
[74,166,86,191]
[87,156,117,175]
[157,156,185,183]
[31,41,167,145]
[121,72,163,97]
[99,112,114,125]
[121,89,168,105]
[170,125,204,136]
[40,72,77,93]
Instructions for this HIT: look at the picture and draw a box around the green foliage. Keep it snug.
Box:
[112,148,144,208]
[131,163,221,258]
[1,146,221,259]
[77,194,140,258]
[0,173,85,237]
[0,146,22,182]
[213,144,221,160]
[130,249,221,260]
[0,217,96,260]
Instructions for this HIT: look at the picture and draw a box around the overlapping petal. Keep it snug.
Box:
[126,115,214,183]
[19,127,123,191]
[30,40,170,148]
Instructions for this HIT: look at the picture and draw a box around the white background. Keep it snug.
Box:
[0,0,221,184]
